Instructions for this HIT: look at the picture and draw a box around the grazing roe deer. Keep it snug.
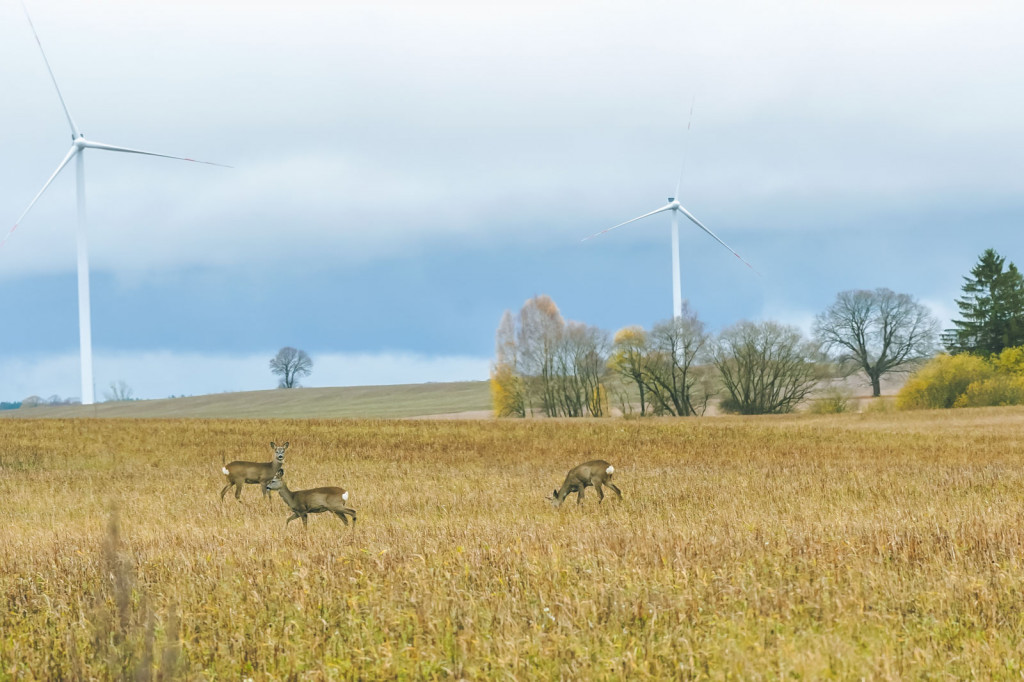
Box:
[547,460,622,508]
[265,469,357,528]
[220,441,288,501]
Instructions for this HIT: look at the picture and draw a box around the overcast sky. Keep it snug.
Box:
[1,0,1022,401]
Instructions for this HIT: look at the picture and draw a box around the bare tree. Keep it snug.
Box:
[270,347,313,388]
[104,381,135,402]
[498,295,610,418]
[713,320,822,414]
[552,322,609,417]
[516,295,565,417]
[643,306,714,416]
[813,288,939,397]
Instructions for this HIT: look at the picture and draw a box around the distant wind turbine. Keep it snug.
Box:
[582,113,756,320]
[3,6,229,405]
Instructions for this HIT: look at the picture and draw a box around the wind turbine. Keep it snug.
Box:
[582,126,756,320]
[3,6,228,405]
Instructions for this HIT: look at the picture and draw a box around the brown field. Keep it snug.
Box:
[2,409,1024,679]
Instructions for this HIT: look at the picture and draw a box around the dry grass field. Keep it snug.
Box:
[3,409,1024,679]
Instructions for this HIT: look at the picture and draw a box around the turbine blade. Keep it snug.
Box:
[22,2,79,138]
[677,205,759,275]
[674,96,696,200]
[82,139,232,167]
[581,203,675,242]
[1,145,79,250]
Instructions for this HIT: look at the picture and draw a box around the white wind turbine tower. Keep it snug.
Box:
[3,7,228,405]
[582,113,756,320]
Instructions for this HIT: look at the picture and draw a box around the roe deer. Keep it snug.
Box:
[265,469,357,528]
[220,441,288,501]
[547,460,621,508]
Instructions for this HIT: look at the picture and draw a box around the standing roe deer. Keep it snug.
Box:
[220,441,288,501]
[265,469,357,527]
[547,459,622,508]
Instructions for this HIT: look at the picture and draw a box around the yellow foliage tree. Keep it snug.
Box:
[954,374,1024,407]
[608,326,650,415]
[991,346,1024,375]
[490,363,525,417]
[491,310,525,417]
[896,354,994,410]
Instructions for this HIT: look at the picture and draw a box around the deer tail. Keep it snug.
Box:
[606,464,615,476]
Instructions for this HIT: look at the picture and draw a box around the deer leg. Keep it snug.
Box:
[346,509,358,527]
[301,514,309,528]
[286,513,300,526]
[595,482,605,503]
[219,483,232,501]
[608,483,622,499]
[576,487,585,505]
[234,483,243,500]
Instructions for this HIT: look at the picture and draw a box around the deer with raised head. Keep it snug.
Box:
[220,441,288,501]
[547,460,622,508]
[265,468,357,528]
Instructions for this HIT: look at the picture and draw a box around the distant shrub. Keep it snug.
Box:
[953,374,1024,408]
[808,387,851,414]
[896,354,994,410]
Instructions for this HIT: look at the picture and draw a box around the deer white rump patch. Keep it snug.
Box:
[606,465,615,475]
[221,466,230,475]
[342,491,349,502]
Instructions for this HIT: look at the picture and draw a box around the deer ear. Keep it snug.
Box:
[282,442,289,449]
[270,442,276,448]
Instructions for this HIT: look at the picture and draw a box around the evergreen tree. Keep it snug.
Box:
[945,249,1024,355]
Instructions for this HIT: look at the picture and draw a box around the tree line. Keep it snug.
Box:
[492,248,1023,417]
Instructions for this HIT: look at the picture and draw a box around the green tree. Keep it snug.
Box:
[945,249,1024,356]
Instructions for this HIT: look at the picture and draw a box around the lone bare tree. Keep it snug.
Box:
[270,347,313,388]
[813,288,939,397]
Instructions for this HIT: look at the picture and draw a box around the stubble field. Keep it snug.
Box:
[3,410,1024,679]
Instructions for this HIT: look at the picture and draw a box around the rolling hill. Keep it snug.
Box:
[0,381,492,419]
